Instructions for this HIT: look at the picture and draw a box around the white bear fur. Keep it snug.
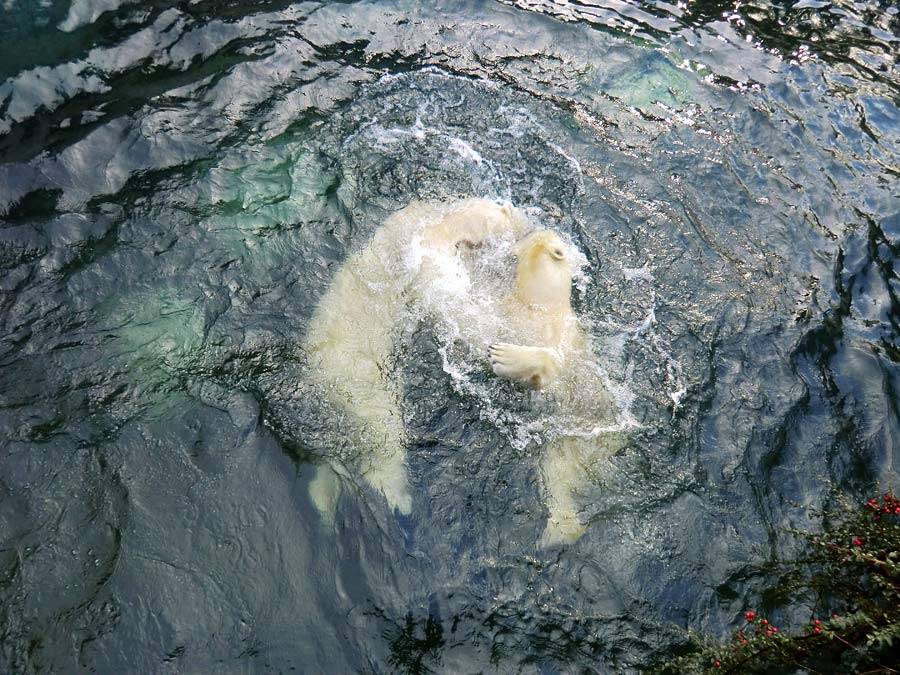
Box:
[303,198,617,546]
[488,229,618,546]
[303,199,531,516]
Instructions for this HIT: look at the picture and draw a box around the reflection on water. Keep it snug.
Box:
[1,0,899,672]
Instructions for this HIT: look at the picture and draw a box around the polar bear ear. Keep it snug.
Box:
[550,245,566,260]
[500,203,513,218]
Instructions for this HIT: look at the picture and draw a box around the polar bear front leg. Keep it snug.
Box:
[489,343,563,389]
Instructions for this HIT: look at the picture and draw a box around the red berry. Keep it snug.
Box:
[814,627,821,633]
[772,627,778,633]
[714,661,721,667]
[814,619,820,625]
[742,639,747,644]
[745,611,755,620]
[762,619,768,625]
[853,538,862,546]
[832,614,838,619]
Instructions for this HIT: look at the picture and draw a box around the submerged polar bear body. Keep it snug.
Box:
[303,199,531,515]
[304,198,619,545]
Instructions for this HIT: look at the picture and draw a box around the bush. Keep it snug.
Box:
[653,491,900,674]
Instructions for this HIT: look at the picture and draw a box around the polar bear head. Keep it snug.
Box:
[512,230,573,309]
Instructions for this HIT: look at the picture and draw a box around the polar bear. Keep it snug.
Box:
[488,229,619,546]
[303,198,531,518]
[489,230,583,389]
[303,198,619,547]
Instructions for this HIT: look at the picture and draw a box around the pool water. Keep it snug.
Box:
[1,1,898,672]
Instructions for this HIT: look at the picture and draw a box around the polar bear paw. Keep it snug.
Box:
[538,508,587,548]
[489,343,557,388]
[364,463,413,515]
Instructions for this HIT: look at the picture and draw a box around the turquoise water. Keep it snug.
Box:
[1,1,899,672]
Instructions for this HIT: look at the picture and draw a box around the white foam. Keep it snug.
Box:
[377,66,501,91]
[548,141,582,173]
[622,263,654,282]
[447,138,485,165]
[623,298,688,415]
[352,117,491,175]
[58,0,136,32]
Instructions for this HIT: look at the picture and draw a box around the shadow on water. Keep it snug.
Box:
[1,0,899,672]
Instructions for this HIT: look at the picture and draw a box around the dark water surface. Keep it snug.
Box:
[2,0,899,672]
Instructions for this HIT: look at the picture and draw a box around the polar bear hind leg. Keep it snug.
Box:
[309,463,343,526]
[537,436,588,547]
[308,450,411,525]
[348,396,412,514]
[537,432,628,547]
[361,449,412,515]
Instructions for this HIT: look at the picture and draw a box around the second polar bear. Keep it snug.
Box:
[489,228,619,546]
